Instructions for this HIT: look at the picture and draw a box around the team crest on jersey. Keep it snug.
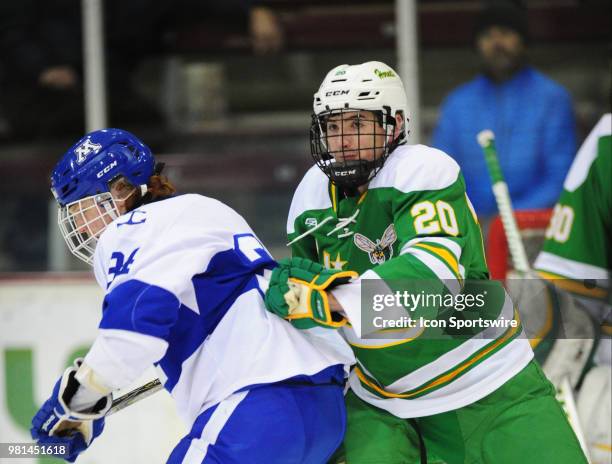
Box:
[74,138,102,164]
[353,224,397,265]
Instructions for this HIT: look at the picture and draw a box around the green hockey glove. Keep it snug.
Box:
[265,257,357,329]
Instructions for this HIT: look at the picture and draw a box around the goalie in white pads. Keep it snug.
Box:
[30,128,354,463]
[534,113,612,464]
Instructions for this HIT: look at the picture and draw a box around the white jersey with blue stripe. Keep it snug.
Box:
[84,194,354,425]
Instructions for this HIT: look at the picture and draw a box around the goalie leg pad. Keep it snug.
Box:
[577,365,612,464]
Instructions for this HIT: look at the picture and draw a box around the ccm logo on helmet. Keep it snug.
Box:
[97,160,118,178]
[325,90,350,97]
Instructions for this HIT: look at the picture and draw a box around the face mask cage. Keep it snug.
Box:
[57,192,120,265]
[310,107,397,190]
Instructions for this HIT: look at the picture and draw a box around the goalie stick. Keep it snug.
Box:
[477,130,591,461]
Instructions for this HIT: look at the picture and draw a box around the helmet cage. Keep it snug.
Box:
[310,106,398,190]
[57,191,121,265]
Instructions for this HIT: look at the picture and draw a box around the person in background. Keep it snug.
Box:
[432,1,577,218]
[0,0,283,140]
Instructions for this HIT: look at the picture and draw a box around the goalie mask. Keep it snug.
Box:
[310,61,409,190]
[50,128,154,265]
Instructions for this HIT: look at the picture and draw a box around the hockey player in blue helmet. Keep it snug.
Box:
[33,128,355,463]
[50,128,163,264]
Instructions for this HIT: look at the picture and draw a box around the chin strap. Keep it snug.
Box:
[132,163,166,208]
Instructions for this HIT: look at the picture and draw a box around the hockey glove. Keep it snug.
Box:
[31,358,111,462]
[265,257,357,329]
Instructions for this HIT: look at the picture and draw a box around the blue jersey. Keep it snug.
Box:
[85,194,354,425]
[432,66,576,215]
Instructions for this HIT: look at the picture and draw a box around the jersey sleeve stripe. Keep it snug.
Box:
[408,244,463,285]
[404,248,462,295]
[534,251,610,282]
[100,279,180,340]
[357,288,516,388]
[353,308,523,399]
[402,236,463,266]
[342,325,426,349]
[412,243,464,283]
[537,271,608,299]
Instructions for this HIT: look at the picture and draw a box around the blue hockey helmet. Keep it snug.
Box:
[51,128,154,206]
[51,129,155,265]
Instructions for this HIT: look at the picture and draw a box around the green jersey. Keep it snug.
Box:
[287,144,533,418]
[535,113,611,303]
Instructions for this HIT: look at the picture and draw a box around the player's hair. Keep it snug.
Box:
[143,171,176,203]
[115,162,176,210]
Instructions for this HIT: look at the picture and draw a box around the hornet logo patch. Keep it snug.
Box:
[353,224,397,265]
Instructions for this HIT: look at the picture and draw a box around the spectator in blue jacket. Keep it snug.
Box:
[432,2,577,217]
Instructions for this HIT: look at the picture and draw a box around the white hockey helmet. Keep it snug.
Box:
[313,61,409,136]
[310,61,409,190]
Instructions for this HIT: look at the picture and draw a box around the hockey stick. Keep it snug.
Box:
[106,378,163,417]
[53,378,163,441]
[477,130,591,461]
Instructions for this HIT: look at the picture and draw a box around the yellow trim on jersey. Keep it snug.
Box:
[529,288,554,349]
[347,327,426,349]
[357,191,368,205]
[593,443,612,452]
[537,271,608,299]
[330,183,338,213]
[465,193,479,224]
[464,192,488,267]
[413,243,462,282]
[354,309,522,398]
[601,322,612,336]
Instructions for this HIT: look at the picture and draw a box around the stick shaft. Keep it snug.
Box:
[107,379,163,416]
[477,130,530,273]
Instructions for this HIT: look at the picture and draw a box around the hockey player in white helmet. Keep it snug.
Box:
[309,61,408,193]
[264,61,588,463]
